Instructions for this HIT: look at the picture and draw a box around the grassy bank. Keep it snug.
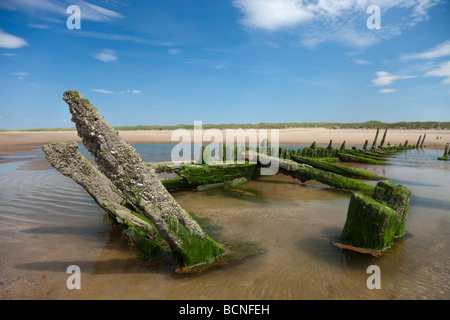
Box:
[1,120,450,132]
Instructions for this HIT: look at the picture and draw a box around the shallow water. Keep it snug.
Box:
[0,145,448,299]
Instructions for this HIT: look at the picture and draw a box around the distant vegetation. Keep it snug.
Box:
[1,121,450,132]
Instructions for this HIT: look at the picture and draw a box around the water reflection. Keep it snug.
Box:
[0,145,449,299]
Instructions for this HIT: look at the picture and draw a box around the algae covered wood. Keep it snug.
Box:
[42,142,153,234]
[178,163,259,186]
[373,180,412,237]
[337,152,386,165]
[438,143,449,161]
[251,152,375,194]
[290,155,385,181]
[62,90,226,267]
[372,128,380,149]
[340,180,412,253]
[340,193,399,251]
[42,141,167,258]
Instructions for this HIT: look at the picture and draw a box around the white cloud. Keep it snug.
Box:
[168,49,183,55]
[77,0,124,22]
[120,89,141,94]
[401,40,450,60]
[0,0,123,22]
[379,88,397,93]
[354,59,371,65]
[71,31,174,46]
[91,89,114,94]
[233,0,314,31]
[11,72,30,76]
[0,29,28,49]
[94,49,117,62]
[2,53,16,56]
[232,0,442,48]
[424,60,450,84]
[11,72,30,79]
[27,24,51,29]
[371,71,415,86]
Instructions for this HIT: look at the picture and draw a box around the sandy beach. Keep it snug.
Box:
[0,128,449,156]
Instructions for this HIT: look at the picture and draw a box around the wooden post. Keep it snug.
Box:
[420,134,427,149]
[372,128,380,149]
[379,129,388,149]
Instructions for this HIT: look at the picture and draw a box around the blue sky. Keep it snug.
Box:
[0,0,449,129]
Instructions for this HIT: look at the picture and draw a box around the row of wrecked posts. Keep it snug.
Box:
[43,91,419,271]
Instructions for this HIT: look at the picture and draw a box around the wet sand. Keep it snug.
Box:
[1,128,449,157]
[0,143,449,300]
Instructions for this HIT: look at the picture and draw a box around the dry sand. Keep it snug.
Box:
[1,128,449,156]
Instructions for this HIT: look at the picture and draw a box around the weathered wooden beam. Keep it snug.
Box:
[42,142,167,258]
[291,155,386,180]
[250,151,375,194]
[438,143,449,161]
[337,152,386,165]
[420,134,427,149]
[372,128,380,149]
[62,90,226,267]
[416,135,422,148]
[379,128,388,148]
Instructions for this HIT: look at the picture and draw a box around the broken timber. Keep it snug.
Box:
[43,91,420,266]
[56,90,227,268]
[42,141,168,259]
[249,151,375,194]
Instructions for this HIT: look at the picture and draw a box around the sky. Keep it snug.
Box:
[0,0,449,129]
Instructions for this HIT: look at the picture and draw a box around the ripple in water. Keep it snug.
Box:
[0,146,448,299]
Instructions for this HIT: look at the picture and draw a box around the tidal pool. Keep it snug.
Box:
[0,145,448,299]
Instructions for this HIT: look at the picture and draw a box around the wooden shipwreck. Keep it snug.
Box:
[43,90,417,268]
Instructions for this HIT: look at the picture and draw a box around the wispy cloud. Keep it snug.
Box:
[371,71,415,86]
[120,89,141,94]
[11,72,30,76]
[2,53,16,56]
[0,29,28,49]
[401,40,450,60]
[293,77,336,87]
[379,88,397,93]
[91,89,114,94]
[232,0,442,48]
[424,60,450,85]
[70,30,174,46]
[93,49,117,62]
[27,24,51,30]
[168,48,183,55]
[11,72,31,79]
[0,0,123,23]
[354,59,371,65]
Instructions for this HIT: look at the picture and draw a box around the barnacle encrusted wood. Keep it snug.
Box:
[63,90,226,267]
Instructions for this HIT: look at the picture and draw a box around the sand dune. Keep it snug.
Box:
[1,128,449,156]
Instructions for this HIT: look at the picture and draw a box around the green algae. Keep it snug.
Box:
[373,181,412,237]
[291,155,385,181]
[175,214,266,274]
[341,193,399,251]
[179,163,259,186]
[298,165,376,194]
